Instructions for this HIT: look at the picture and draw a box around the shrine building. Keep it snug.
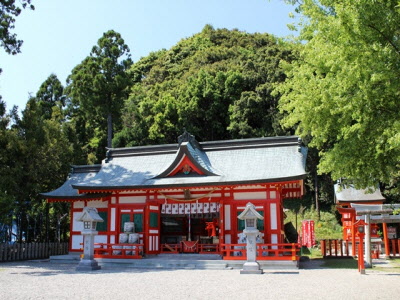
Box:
[335,183,400,258]
[42,132,307,260]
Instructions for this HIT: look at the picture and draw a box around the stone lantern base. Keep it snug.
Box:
[240,261,263,274]
[76,259,101,271]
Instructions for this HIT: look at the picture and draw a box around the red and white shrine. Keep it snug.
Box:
[42,132,307,262]
[335,184,400,259]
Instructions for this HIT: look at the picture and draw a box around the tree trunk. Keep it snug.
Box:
[107,113,112,148]
[46,203,49,243]
[315,174,320,220]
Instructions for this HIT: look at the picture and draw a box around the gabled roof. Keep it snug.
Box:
[155,141,219,177]
[76,207,104,223]
[72,135,307,191]
[238,202,264,220]
[41,165,110,201]
[334,184,385,203]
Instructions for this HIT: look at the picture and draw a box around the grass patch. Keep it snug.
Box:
[322,258,358,269]
[283,205,343,240]
[372,259,400,273]
[301,246,323,259]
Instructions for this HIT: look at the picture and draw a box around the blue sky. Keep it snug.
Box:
[0,0,296,112]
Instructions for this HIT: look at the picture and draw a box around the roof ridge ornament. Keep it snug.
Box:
[178,129,200,149]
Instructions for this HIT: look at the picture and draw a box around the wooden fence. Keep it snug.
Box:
[320,239,352,258]
[0,242,69,262]
[320,239,388,258]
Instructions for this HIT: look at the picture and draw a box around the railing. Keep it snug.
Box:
[221,243,300,261]
[320,239,352,257]
[161,243,181,253]
[198,243,219,254]
[389,239,400,257]
[160,242,220,254]
[93,243,144,259]
[0,242,69,262]
[320,239,391,258]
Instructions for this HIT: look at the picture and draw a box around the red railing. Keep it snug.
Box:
[93,243,144,259]
[160,242,219,254]
[160,243,181,253]
[198,243,219,254]
[320,239,352,257]
[221,243,300,261]
[390,239,400,256]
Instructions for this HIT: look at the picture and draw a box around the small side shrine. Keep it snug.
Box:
[335,183,400,260]
[335,184,384,254]
[42,132,307,263]
[351,203,400,263]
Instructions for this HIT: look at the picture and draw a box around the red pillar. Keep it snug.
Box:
[382,223,390,258]
[358,236,365,274]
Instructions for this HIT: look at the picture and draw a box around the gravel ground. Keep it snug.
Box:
[0,260,399,300]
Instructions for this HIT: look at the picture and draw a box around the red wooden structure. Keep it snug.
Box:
[42,133,307,262]
[335,184,384,256]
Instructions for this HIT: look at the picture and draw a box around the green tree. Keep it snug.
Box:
[278,0,400,193]
[0,0,34,55]
[0,74,73,242]
[0,0,34,102]
[36,74,65,120]
[0,99,21,241]
[66,30,132,161]
[116,26,293,146]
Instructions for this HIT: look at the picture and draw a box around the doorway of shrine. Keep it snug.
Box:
[160,212,220,253]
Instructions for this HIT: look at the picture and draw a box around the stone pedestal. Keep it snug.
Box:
[240,228,263,274]
[76,258,101,271]
[240,261,263,274]
[76,231,101,271]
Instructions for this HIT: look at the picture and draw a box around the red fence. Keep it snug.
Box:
[221,243,300,261]
[320,239,352,257]
[93,243,144,259]
[160,242,220,254]
[389,239,400,257]
[320,239,400,258]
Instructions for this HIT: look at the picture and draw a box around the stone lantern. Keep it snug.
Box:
[76,207,104,271]
[238,202,264,274]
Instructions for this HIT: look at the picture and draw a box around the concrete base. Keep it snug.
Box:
[240,261,263,274]
[76,259,101,271]
[51,254,299,270]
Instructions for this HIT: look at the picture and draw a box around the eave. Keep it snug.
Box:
[73,176,306,193]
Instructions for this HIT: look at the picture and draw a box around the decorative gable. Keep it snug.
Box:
[167,155,205,176]
[155,130,219,178]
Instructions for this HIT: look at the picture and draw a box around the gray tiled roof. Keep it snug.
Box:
[41,165,109,199]
[334,184,385,203]
[72,136,307,191]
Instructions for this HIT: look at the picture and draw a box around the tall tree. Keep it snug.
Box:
[66,30,132,160]
[278,1,400,193]
[0,0,34,102]
[0,74,73,242]
[114,26,293,147]
[0,0,34,55]
[36,74,65,120]
[0,99,20,241]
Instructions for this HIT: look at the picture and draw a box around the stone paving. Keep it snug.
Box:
[0,258,399,299]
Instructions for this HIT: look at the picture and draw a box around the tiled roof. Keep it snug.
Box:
[72,135,307,191]
[41,165,109,200]
[334,184,385,203]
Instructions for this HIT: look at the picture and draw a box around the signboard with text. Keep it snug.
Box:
[302,220,316,248]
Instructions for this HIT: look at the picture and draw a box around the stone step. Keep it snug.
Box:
[50,253,299,270]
